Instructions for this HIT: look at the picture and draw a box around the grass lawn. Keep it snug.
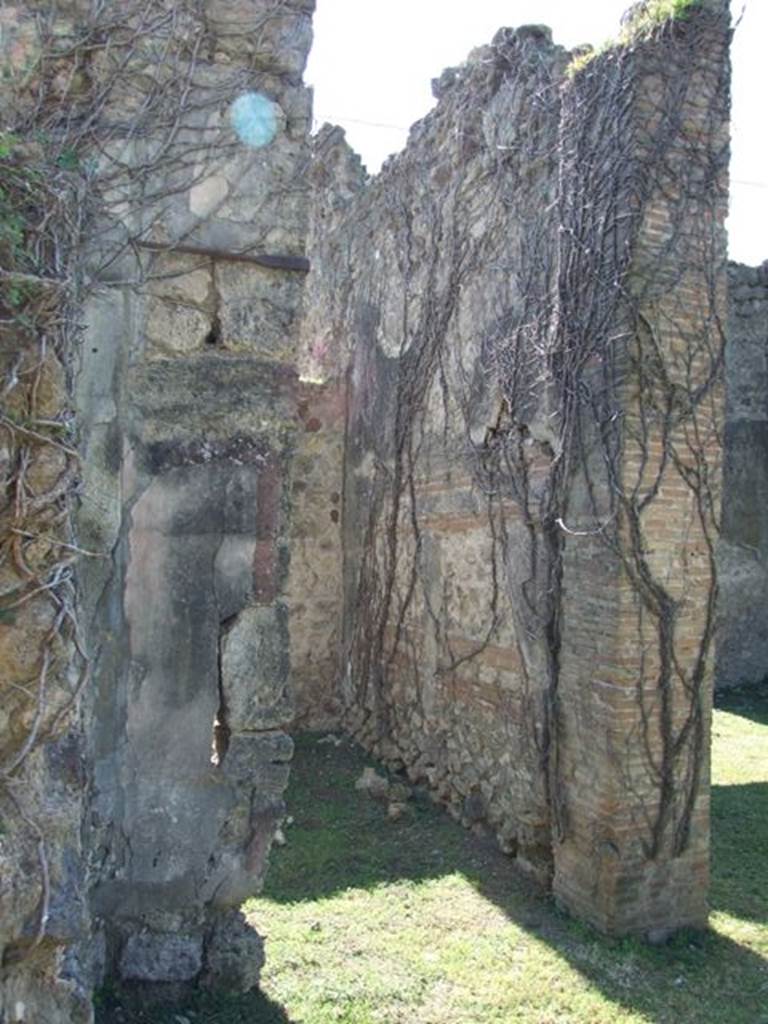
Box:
[97,687,768,1023]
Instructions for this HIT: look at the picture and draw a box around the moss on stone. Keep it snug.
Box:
[566,0,701,77]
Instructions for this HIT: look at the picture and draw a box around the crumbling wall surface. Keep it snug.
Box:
[317,0,729,934]
[76,0,315,1001]
[2,0,315,1015]
[0,7,99,1021]
[285,377,346,728]
[286,129,367,728]
[0,317,93,1024]
[309,28,570,877]
[718,261,768,688]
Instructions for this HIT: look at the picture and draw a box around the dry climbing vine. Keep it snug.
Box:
[0,0,304,965]
[341,1,728,868]
[548,3,728,858]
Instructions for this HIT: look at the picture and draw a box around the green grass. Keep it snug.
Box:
[98,686,768,1022]
[711,686,768,951]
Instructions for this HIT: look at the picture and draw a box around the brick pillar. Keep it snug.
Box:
[553,0,730,935]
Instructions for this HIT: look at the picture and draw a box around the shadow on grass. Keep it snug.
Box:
[711,781,768,924]
[100,722,767,1023]
[95,985,297,1024]
[710,684,768,925]
[254,732,768,1024]
[714,681,768,726]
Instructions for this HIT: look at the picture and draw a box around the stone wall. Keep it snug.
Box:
[552,9,729,932]
[321,27,570,877]
[286,377,346,728]
[77,0,315,1000]
[1,0,315,1015]
[301,0,730,933]
[1,6,99,1020]
[0,0,742,1016]
[285,126,367,729]
[0,314,93,1023]
[718,261,768,688]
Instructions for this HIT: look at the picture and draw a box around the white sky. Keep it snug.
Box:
[306,1,767,265]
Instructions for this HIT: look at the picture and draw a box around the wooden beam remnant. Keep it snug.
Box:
[137,240,310,273]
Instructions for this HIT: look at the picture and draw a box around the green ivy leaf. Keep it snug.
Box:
[56,148,80,172]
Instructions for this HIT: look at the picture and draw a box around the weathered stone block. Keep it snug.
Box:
[128,355,297,443]
[143,296,213,359]
[216,264,303,356]
[223,731,294,786]
[220,605,293,730]
[147,255,213,309]
[202,910,265,992]
[119,932,203,983]
[207,0,313,78]
[189,173,231,219]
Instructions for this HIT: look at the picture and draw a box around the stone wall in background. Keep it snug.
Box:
[300,0,731,935]
[285,377,346,728]
[718,261,768,688]
[286,126,367,729]
[308,29,570,878]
